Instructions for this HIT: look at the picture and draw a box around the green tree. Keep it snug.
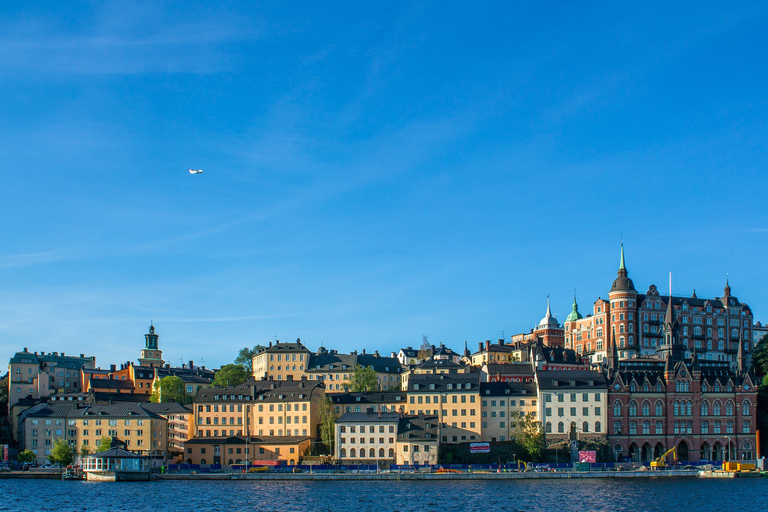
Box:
[510,411,545,462]
[318,396,336,454]
[17,449,36,463]
[0,373,8,418]
[235,345,264,372]
[150,376,190,404]
[79,444,91,459]
[213,364,251,387]
[96,436,112,452]
[347,365,379,392]
[49,439,74,466]
[752,334,768,377]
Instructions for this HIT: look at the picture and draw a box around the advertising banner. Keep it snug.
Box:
[578,450,596,463]
[470,443,490,453]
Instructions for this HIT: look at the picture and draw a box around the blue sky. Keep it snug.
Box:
[2,1,768,370]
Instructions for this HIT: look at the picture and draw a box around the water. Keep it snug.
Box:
[0,478,766,512]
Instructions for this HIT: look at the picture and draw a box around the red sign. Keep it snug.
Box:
[578,450,596,463]
[470,443,490,453]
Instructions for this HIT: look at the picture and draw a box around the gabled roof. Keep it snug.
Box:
[194,379,324,403]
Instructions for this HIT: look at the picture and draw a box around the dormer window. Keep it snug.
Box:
[356,397,361,402]
[414,384,420,390]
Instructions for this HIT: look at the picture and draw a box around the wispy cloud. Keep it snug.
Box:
[0,250,69,269]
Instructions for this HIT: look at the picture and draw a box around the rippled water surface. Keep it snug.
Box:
[1,478,766,512]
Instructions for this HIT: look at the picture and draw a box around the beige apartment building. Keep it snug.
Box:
[252,340,312,382]
[335,412,400,462]
[406,373,482,444]
[479,381,538,442]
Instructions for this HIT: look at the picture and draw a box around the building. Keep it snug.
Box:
[335,412,400,463]
[251,339,312,383]
[330,391,408,416]
[142,402,193,461]
[406,373,481,444]
[396,414,439,466]
[192,379,326,440]
[565,245,755,368]
[537,370,607,441]
[480,362,535,383]
[605,296,759,462]
[397,347,421,367]
[7,348,96,411]
[304,347,403,393]
[183,435,312,466]
[138,324,164,368]
[18,402,168,465]
[153,362,214,397]
[401,359,471,391]
[479,381,538,442]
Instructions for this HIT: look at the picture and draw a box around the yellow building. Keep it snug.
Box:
[401,359,470,391]
[479,381,538,442]
[252,339,311,382]
[18,402,168,465]
[193,379,326,439]
[142,402,194,461]
[184,435,311,466]
[406,373,482,444]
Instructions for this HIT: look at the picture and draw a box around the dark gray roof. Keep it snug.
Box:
[142,402,193,415]
[157,366,214,383]
[254,340,310,355]
[337,412,401,423]
[89,378,135,390]
[331,391,408,404]
[86,447,146,459]
[415,359,463,370]
[21,402,167,420]
[397,414,439,442]
[194,379,323,403]
[399,347,419,358]
[537,370,607,390]
[480,381,538,396]
[9,350,94,367]
[306,352,403,374]
[484,362,534,375]
[407,373,480,392]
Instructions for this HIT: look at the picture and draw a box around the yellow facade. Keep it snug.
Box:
[407,375,482,444]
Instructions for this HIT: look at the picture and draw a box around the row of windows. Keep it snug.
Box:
[339,448,396,458]
[410,395,476,404]
[613,419,751,435]
[617,399,750,417]
[545,407,600,417]
[340,425,395,434]
[545,421,601,433]
[339,437,395,444]
[482,399,534,407]
[545,393,601,403]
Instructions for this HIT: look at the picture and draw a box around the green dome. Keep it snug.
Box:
[565,295,583,322]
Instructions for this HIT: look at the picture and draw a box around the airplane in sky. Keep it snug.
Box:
[189,169,203,174]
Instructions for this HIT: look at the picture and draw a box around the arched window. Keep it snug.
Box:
[686,401,692,416]
[726,401,734,416]
[228,459,233,465]
[642,401,650,416]
[701,401,709,416]
[655,401,663,416]
[620,324,625,334]
[388,448,395,458]
[702,382,708,392]
[340,448,347,458]
[718,328,724,338]
[701,420,709,434]
[379,448,384,457]
[629,421,637,435]
[595,421,601,433]
[656,383,663,392]
[643,383,649,392]
[718,339,724,351]
[350,448,356,458]
[629,401,637,416]
[558,422,564,433]
[369,448,375,458]
[714,402,721,416]
[655,420,663,434]
[642,421,650,435]
[614,401,622,417]
[546,422,552,433]
[674,401,680,416]
[743,401,751,415]
[583,422,589,433]
[630,382,636,392]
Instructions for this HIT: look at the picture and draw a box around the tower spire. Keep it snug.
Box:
[619,243,626,270]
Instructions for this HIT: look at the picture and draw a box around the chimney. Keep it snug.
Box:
[23,347,28,353]
[269,342,272,348]
[374,351,379,358]
[189,361,194,369]
[478,342,483,352]
[110,364,116,372]
[498,339,504,346]
[362,349,366,355]
[62,352,65,356]
[80,354,84,358]
[391,352,396,358]
[486,340,491,353]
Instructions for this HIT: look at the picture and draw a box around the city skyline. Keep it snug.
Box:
[2,2,768,368]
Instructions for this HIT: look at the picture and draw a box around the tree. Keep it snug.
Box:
[0,373,7,419]
[213,364,250,388]
[150,376,190,404]
[347,365,378,392]
[235,345,264,373]
[17,449,36,463]
[49,439,74,466]
[752,334,768,377]
[318,396,336,454]
[510,411,545,462]
[79,445,91,459]
[418,335,433,361]
[96,436,112,452]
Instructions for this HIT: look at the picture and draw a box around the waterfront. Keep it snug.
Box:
[1,478,766,512]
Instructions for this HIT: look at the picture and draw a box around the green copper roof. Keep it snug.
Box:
[619,243,626,270]
[565,294,583,322]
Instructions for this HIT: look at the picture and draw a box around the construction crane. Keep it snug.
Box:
[650,447,677,469]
